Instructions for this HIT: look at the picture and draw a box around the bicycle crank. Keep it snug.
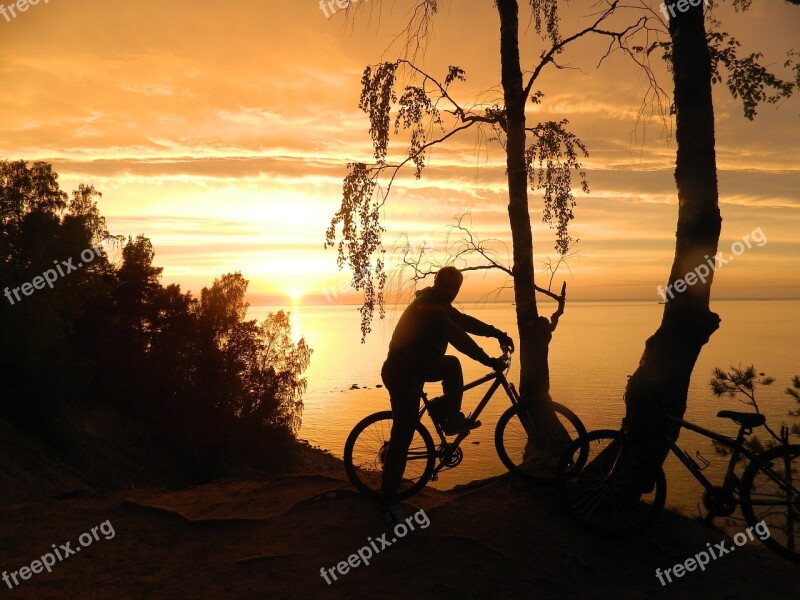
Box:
[437,443,464,469]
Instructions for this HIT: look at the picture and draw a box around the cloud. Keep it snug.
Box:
[0,0,796,301]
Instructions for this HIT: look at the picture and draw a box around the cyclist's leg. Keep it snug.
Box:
[425,355,463,420]
[380,363,423,502]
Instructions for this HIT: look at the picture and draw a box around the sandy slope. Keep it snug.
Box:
[1,450,798,600]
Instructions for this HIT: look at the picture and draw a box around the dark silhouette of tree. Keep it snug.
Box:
[623,0,798,487]
[0,160,311,484]
[116,236,164,383]
[1,161,95,422]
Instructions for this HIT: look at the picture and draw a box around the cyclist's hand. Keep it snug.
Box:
[497,332,515,353]
[486,356,508,372]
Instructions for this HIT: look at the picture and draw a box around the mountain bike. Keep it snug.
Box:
[344,350,586,500]
[556,410,800,562]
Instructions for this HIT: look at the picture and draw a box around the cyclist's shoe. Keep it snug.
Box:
[442,412,481,436]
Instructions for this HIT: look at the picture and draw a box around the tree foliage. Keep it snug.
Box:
[709,365,799,454]
[647,7,799,121]
[0,160,311,480]
[525,120,589,254]
[706,32,795,119]
[327,54,590,338]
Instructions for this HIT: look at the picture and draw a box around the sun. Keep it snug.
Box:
[289,288,303,301]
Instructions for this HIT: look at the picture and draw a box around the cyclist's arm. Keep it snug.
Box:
[447,305,504,339]
[442,315,494,367]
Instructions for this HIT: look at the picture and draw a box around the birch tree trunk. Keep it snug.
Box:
[497,0,553,405]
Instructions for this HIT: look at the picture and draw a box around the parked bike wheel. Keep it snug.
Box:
[343,410,436,500]
[495,402,587,483]
[557,429,666,537]
[740,444,800,563]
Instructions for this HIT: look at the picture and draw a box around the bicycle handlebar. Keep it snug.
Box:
[492,348,513,373]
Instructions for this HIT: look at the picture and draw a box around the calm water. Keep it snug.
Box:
[252,300,800,515]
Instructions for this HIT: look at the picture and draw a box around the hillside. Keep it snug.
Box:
[1,454,797,599]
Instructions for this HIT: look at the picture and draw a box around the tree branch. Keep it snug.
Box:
[533,281,567,332]
[523,1,622,100]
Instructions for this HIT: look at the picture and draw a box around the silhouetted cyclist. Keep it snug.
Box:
[381,266,513,504]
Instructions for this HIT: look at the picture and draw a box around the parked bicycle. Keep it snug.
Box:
[557,410,800,562]
[344,350,586,500]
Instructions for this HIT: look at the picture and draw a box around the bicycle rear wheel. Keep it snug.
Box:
[495,401,587,484]
[343,410,436,500]
[557,429,666,537]
[740,444,800,563]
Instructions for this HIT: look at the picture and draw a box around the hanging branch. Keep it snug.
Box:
[327,1,663,340]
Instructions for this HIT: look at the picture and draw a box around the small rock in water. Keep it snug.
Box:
[350,384,360,390]
[472,441,480,445]
[376,384,383,388]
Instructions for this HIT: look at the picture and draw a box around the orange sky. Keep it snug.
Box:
[1,0,798,305]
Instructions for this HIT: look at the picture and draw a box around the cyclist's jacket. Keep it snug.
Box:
[385,286,502,377]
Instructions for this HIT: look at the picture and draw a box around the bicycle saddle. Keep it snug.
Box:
[716,410,766,428]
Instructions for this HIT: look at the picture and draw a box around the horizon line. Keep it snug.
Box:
[247,296,800,308]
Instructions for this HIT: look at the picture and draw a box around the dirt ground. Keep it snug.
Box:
[1,454,798,600]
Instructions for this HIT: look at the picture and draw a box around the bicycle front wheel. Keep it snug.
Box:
[740,444,800,563]
[495,401,587,484]
[343,411,436,501]
[557,429,666,538]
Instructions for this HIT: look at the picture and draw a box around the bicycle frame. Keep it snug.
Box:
[418,367,520,448]
[666,416,746,498]
[397,365,520,478]
[666,415,800,505]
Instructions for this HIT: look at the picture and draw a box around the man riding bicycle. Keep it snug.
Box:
[381,266,514,504]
